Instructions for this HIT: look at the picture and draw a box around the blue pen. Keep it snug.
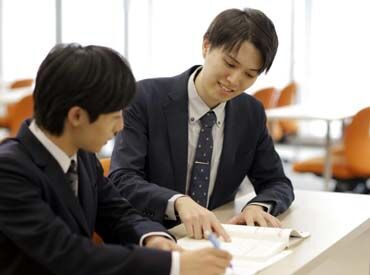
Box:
[205,231,234,270]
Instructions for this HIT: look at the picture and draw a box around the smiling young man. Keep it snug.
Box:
[0,44,232,275]
[110,8,294,240]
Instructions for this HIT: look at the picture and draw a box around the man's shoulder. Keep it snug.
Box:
[231,92,264,111]
[0,138,24,159]
[0,138,35,174]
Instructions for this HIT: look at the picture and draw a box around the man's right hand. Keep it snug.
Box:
[180,248,232,275]
[175,196,230,241]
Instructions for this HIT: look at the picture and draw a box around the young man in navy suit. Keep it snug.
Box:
[0,43,231,275]
[110,8,295,240]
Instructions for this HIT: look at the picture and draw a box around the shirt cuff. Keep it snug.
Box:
[247,202,272,213]
[165,194,186,220]
[170,251,180,275]
[139,232,176,246]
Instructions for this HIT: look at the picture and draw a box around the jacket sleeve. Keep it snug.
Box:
[94,156,176,242]
[245,103,295,216]
[0,157,171,275]
[109,82,180,223]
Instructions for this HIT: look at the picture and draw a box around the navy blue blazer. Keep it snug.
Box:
[110,66,294,224]
[0,121,171,275]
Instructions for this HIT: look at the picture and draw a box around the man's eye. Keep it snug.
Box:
[224,60,235,68]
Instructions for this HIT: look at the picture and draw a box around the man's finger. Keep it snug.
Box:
[211,221,231,242]
[201,221,212,239]
[227,216,239,224]
[264,213,282,228]
[228,214,245,225]
[245,214,255,226]
[255,215,267,227]
[183,219,194,238]
[193,219,202,239]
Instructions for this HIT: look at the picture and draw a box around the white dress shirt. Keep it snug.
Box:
[165,67,270,220]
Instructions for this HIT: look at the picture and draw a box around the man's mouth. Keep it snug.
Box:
[218,82,234,93]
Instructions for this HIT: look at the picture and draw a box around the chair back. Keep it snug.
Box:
[277,82,297,107]
[276,82,299,135]
[344,107,370,175]
[7,94,34,136]
[252,87,278,109]
[99,158,111,177]
[9,78,34,89]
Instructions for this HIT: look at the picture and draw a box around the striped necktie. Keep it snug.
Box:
[66,160,78,196]
[188,111,216,207]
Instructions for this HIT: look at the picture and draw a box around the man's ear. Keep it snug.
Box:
[67,106,87,127]
[202,38,211,58]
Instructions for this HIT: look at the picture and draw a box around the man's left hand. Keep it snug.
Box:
[228,205,282,227]
[144,236,184,252]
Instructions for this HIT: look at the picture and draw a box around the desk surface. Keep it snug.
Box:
[265,104,362,121]
[170,190,370,274]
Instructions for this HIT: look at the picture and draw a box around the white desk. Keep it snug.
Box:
[170,190,370,274]
[265,105,360,191]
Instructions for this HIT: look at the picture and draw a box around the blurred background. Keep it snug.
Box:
[0,0,369,193]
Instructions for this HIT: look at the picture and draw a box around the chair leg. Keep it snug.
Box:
[334,179,368,194]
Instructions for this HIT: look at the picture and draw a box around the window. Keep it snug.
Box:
[2,0,55,81]
[128,0,293,92]
[62,0,125,51]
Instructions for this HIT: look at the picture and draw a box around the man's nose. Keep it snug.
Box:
[225,70,241,89]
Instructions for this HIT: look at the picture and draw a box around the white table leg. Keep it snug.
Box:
[323,121,332,191]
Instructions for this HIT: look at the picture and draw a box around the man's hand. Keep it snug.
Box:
[144,236,183,252]
[228,204,282,227]
[175,196,231,241]
[180,247,232,275]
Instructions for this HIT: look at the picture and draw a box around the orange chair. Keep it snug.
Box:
[276,82,299,136]
[252,87,282,139]
[252,87,278,109]
[0,94,34,137]
[99,158,111,177]
[92,232,103,245]
[293,107,370,193]
[8,78,34,89]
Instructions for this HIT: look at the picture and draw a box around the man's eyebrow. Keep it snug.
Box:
[226,54,240,65]
[227,54,260,72]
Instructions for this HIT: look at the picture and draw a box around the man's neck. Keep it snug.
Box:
[194,70,219,109]
[42,129,77,158]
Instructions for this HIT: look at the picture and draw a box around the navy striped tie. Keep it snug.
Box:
[188,111,216,207]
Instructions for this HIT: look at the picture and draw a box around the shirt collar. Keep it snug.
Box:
[187,66,225,127]
[29,120,77,173]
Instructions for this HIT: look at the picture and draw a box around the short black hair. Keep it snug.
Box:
[204,8,278,74]
[33,43,136,135]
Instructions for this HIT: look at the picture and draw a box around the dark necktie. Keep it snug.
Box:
[188,111,216,207]
[66,160,78,196]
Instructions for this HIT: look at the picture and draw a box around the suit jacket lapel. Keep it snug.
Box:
[17,121,90,235]
[162,69,196,193]
[77,154,96,233]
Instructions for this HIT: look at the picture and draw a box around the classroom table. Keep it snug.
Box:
[170,190,370,274]
[265,104,360,191]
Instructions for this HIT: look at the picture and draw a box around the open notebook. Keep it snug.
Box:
[178,224,310,275]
